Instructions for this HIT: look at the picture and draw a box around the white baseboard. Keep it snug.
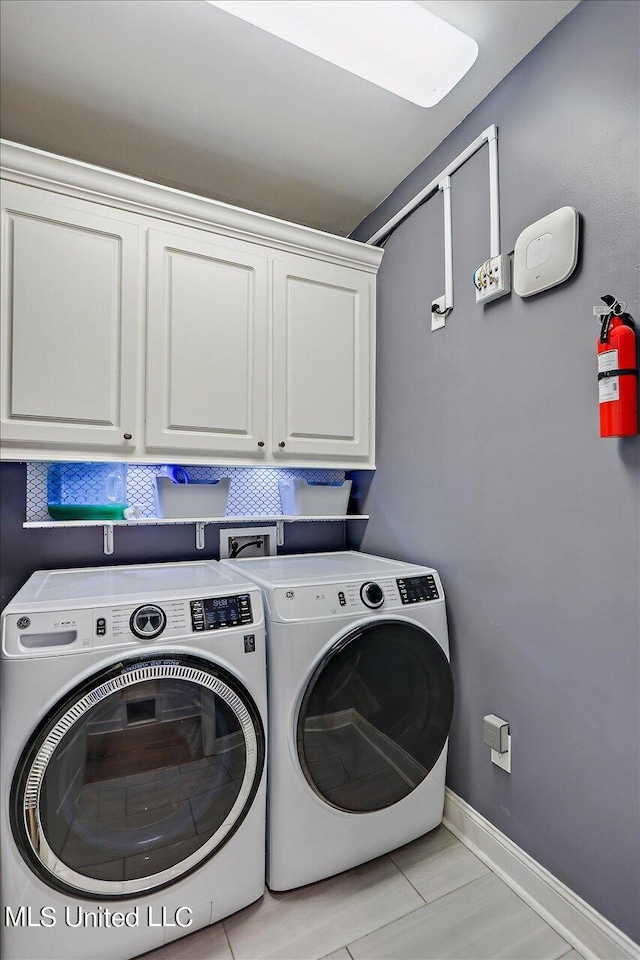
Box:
[443,788,639,960]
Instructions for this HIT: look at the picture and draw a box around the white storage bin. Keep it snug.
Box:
[153,476,230,518]
[278,478,352,516]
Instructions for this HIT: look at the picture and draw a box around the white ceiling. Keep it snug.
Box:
[0,0,580,236]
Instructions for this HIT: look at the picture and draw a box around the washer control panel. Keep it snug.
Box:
[3,589,262,657]
[190,594,252,632]
[396,575,440,604]
[130,604,167,639]
[360,582,385,608]
[110,599,186,643]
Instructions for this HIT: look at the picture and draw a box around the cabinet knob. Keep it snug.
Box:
[257,440,265,447]
[123,433,133,441]
[278,441,286,448]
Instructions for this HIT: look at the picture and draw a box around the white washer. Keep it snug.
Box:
[223,551,453,891]
[1,561,267,960]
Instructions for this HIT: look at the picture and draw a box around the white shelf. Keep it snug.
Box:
[23,514,369,555]
[23,515,368,529]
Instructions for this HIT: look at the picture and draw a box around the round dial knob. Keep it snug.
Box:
[130,604,167,640]
[360,582,384,609]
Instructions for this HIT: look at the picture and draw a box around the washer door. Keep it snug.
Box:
[11,653,265,898]
[296,620,453,813]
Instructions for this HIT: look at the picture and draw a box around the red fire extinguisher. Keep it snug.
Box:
[597,295,638,437]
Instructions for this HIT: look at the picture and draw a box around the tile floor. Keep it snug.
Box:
[141,825,584,960]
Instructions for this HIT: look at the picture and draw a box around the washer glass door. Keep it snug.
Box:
[12,654,264,898]
[297,620,453,812]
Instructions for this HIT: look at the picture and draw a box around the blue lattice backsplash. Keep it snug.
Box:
[26,463,347,522]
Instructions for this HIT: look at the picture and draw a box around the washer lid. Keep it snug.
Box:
[4,561,257,613]
[224,551,437,588]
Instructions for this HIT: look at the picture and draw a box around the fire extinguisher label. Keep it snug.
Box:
[598,349,619,403]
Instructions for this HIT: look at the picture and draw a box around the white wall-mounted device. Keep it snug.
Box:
[484,713,511,773]
[483,714,508,752]
[513,206,579,298]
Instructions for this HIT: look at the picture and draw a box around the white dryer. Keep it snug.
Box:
[1,561,267,960]
[223,551,453,891]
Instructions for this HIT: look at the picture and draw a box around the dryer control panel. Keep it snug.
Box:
[271,572,443,622]
[396,575,439,603]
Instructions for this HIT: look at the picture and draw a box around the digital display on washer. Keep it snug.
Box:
[396,575,439,603]
[190,594,252,631]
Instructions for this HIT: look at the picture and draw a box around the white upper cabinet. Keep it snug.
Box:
[146,227,268,457]
[272,256,373,461]
[0,141,382,468]
[1,183,141,454]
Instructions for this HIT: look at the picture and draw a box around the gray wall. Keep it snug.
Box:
[351,0,639,942]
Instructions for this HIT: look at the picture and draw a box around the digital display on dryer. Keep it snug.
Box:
[190,594,252,630]
[396,575,439,603]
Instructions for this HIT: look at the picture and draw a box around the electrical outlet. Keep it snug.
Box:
[475,254,511,304]
[219,526,277,559]
[431,296,447,331]
[491,734,512,773]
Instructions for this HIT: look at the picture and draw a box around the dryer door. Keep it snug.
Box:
[296,619,453,813]
[11,653,265,898]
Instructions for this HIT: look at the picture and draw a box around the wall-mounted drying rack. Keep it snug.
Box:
[367,124,502,328]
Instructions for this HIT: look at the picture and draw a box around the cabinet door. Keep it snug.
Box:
[1,184,141,453]
[272,255,373,461]
[146,228,268,457]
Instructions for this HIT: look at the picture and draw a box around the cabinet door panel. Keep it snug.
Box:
[146,229,268,456]
[273,256,373,461]
[1,185,140,451]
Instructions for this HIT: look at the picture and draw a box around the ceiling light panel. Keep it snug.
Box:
[206,0,478,107]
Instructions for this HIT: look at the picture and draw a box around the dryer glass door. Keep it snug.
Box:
[297,620,453,812]
[11,654,265,898]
